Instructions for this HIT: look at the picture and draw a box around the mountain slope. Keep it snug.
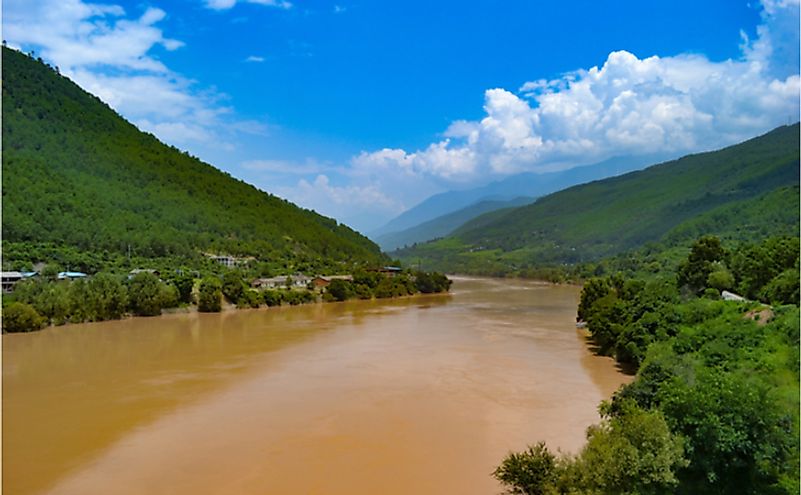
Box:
[1,47,384,269]
[396,124,799,272]
[370,154,669,238]
[375,196,533,251]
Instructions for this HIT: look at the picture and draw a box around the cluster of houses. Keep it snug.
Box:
[1,265,403,294]
[251,274,354,291]
[250,267,402,292]
[1,270,88,292]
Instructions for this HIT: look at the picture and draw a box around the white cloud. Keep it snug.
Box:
[354,0,800,181]
[204,0,292,11]
[245,55,265,62]
[3,0,268,149]
[275,175,406,231]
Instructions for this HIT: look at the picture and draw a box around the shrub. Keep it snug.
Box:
[2,302,46,333]
[198,277,222,312]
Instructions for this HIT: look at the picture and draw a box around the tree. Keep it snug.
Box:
[198,277,222,312]
[87,272,128,320]
[677,236,725,292]
[2,302,46,332]
[574,401,687,495]
[128,272,163,316]
[493,442,558,495]
[578,277,612,322]
[222,271,245,304]
[326,278,352,301]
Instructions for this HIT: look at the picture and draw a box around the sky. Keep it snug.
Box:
[4,0,800,233]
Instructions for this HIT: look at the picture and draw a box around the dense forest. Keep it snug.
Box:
[395,124,799,276]
[1,46,385,275]
[494,235,800,494]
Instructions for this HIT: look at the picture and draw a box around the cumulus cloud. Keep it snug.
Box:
[204,0,292,11]
[354,0,800,181]
[3,0,267,148]
[274,175,406,231]
[245,55,265,62]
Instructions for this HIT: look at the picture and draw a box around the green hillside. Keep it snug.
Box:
[375,196,533,251]
[1,47,384,272]
[397,124,799,273]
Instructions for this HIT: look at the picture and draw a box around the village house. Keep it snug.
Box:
[311,275,354,289]
[251,274,312,290]
[129,268,160,279]
[1,271,24,292]
[57,271,88,281]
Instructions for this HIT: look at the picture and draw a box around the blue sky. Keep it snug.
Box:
[4,0,800,232]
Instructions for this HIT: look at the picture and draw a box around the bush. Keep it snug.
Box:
[493,442,558,495]
[2,302,46,333]
[262,289,283,307]
[128,272,163,316]
[198,277,222,312]
[327,279,353,301]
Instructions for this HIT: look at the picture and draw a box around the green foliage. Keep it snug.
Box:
[374,276,415,298]
[1,46,385,274]
[261,289,283,307]
[237,289,261,309]
[326,279,353,302]
[731,236,800,300]
[705,267,734,291]
[413,271,452,293]
[577,278,612,322]
[197,277,222,312]
[575,401,687,495]
[495,402,687,495]
[86,272,128,320]
[167,272,195,304]
[127,272,163,316]
[2,302,46,333]
[759,267,800,305]
[676,235,726,292]
[493,442,557,495]
[221,271,246,304]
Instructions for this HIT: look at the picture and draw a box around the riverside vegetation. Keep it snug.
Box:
[493,234,800,495]
[2,268,451,333]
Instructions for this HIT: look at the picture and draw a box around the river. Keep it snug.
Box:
[2,276,630,495]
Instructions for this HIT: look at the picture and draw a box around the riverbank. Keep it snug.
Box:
[2,269,452,333]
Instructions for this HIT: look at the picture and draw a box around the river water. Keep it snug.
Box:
[3,277,630,495]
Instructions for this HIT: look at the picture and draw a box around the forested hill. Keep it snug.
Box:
[396,123,800,273]
[2,47,384,271]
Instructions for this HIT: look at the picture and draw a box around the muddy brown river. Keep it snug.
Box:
[3,277,630,495]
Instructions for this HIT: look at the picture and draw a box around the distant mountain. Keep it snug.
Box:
[1,47,385,271]
[395,124,800,274]
[375,196,534,251]
[369,154,671,239]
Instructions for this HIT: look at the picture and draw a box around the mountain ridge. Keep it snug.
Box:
[394,123,800,274]
[1,47,385,272]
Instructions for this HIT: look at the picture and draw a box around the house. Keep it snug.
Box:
[311,275,353,289]
[129,268,160,279]
[58,271,88,281]
[211,255,235,268]
[721,290,747,302]
[368,266,403,277]
[1,271,24,292]
[251,274,312,290]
